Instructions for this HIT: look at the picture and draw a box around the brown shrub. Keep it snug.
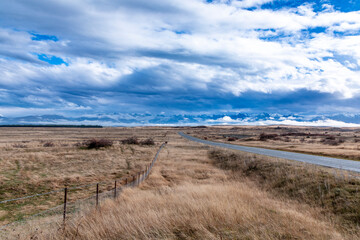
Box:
[281,132,309,137]
[73,142,83,147]
[13,143,27,148]
[326,135,336,140]
[43,141,54,147]
[121,137,139,145]
[85,138,113,149]
[227,137,236,141]
[140,138,155,145]
[283,137,291,142]
[259,133,279,141]
[320,136,344,146]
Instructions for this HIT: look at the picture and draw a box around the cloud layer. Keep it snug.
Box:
[0,0,360,121]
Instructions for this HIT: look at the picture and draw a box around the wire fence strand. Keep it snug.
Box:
[0,142,166,233]
[0,188,65,204]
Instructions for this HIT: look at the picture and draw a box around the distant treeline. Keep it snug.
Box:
[0,124,103,128]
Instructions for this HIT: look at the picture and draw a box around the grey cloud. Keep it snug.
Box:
[0,0,360,119]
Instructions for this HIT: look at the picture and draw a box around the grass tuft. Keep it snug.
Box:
[209,149,360,227]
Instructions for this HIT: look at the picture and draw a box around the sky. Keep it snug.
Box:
[0,0,360,125]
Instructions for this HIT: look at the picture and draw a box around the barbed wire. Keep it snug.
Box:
[0,188,65,204]
[0,142,166,232]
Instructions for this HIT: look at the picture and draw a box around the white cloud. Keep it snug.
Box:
[232,0,274,8]
[0,0,360,115]
[207,117,360,127]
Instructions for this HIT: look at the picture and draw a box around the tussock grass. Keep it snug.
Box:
[34,183,345,240]
[3,129,360,239]
[20,134,357,240]
[0,127,168,224]
[209,149,360,228]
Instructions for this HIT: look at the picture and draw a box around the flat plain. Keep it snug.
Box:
[1,126,360,239]
[190,125,360,160]
[0,127,169,225]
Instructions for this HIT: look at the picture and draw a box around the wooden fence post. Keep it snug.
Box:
[96,183,99,208]
[114,180,117,199]
[63,187,68,225]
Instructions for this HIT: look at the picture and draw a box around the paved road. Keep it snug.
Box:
[179,132,360,173]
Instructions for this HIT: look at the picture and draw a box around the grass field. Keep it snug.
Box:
[0,127,170,224]
[190,125,360,160]
[1,126,360,239]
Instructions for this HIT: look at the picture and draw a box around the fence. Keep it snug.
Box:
[0,142,167,234]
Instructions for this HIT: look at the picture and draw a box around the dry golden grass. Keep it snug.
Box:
[209,149,360,228]
[2,127,360,239]
[34,183,346,240]
[0,127,171,224]
[189,125,360,160]
[10,130,356,240]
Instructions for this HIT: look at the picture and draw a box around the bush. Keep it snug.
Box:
[73,142,83,147]
[191,125,207,128]
[140,138,155,145]
[121,137,139,145]
[85,138,113,149]
[13,143,27,148]
[323,140,340,146]
[43,141,55,147]
[320,136,344,146]
[259,133,279,141]
[283,137,291,142]
[325,135,336,140]
[228,137,236,141]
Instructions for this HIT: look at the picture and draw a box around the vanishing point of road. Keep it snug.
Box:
[179,132,360,173]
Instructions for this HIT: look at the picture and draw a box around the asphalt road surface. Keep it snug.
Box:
[179,132,360,173]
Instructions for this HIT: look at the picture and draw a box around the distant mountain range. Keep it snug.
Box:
[1,113,360,127]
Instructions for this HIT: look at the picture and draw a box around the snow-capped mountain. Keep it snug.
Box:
[1,113,360,127]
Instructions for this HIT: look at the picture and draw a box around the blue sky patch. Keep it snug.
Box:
[31,33,58,41]
[174,30,189,35]
[261,0,360,12]
[37,54,68,65]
